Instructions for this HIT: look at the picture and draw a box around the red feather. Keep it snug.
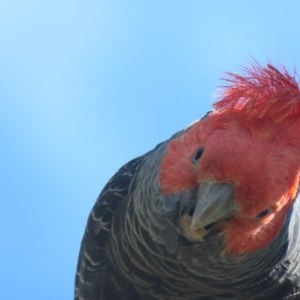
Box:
[214,63,300,123]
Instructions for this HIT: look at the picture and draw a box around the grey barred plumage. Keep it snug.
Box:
[75,131,300,299]
[75,63,300,299]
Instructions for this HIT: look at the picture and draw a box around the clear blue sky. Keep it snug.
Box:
[1,1,300,299]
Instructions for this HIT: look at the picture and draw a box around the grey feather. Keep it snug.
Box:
[75,130,300,300]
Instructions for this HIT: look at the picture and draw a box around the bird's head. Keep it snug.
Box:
[160,63,300,255]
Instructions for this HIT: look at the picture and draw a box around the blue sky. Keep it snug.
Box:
[1,1,300,299]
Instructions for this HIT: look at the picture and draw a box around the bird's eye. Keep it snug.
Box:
[256,208,271,219]
[193,147,204,162]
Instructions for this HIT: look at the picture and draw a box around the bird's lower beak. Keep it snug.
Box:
[190,181,237,230]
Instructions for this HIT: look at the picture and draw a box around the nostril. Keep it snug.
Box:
[188,208,195,217]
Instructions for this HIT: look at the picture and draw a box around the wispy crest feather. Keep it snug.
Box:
[214,63,300,123]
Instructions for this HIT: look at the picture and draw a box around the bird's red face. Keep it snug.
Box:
[160,115,300,255]
[160,63,300,255]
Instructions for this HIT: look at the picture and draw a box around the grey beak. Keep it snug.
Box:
[190,181,237,230]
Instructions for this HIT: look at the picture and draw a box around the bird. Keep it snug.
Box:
[75,63,300,300]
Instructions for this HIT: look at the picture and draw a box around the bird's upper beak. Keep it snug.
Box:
[190,181,238,230]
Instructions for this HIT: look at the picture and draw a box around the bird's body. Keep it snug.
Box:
[75,64,300,299]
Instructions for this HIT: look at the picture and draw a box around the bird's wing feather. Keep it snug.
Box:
[75,156,142,300]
